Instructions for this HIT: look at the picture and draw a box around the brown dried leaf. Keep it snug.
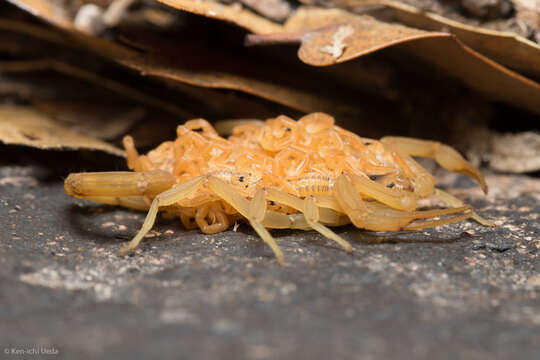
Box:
[299,1,540,77]
[5,0,73,27]
[0,58,191,118]
[283,8,439,66]
[0,18,300,122]
[31,100,145,140]
[284,5,373,30]
[123,50,351,115]
[239,0,292,22]
[401,37,540,115]
[156,0,283,34]
[61,27,357,117]
[385,1,540,79]
[0,18,67,45]
[3,6,356,119]
[249,7,540,115]
[161,80,303,120]
[0,105,124,156]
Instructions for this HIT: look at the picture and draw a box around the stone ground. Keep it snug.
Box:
[0,150,538,360]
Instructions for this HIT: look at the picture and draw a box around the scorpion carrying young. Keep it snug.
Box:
[64,112,494,264]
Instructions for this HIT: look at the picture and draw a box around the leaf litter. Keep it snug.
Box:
[0,0,538,173]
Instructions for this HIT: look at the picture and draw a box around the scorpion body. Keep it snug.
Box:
[65,113,493,264]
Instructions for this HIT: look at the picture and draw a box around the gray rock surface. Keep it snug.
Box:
[0,160,538,359]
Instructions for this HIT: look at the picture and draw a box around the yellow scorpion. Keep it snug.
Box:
[65,113,493,264]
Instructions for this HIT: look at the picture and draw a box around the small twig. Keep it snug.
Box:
[245,32,304,47]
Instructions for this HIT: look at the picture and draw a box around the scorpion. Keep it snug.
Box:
[65,112,493,264]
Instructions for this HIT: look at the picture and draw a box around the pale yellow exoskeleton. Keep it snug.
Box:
[65,113,494,265]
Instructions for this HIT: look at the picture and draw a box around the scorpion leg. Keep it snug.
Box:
[249,189,285,265]
[334,174,370,227]
[306,195,352,226]
[305,197,353,253]
[434,188,495,226]
[380,136,487,194]
[207,177,285,264]
[311,194,343,212]
[348,173,418,211]
[363,202,474,231]
[118,176,206,256]
[335,174,474,231]
[403,213,473,230]
[265,188,352,253]
[206,176,305,229]
[309,195,351,226]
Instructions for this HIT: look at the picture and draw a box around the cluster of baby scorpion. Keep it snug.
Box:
[65,112,493,264]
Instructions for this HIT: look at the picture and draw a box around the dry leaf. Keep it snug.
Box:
[2,7,358,120]
[281,8,439,66]
[303,0,540,78]
[284,5,368,30]
[297,20,438,66]
[248,7,540,115]
[0,18,67,45]
[401,36,540,115]
[385,1,540,79]
[31,100,145,140]
[0,57,192,118]
[156,0,283,34]
[239,0,292,22]
[0,105,124,156]
[60,27,359,118]
[160,79,303,120]
[5,0,538,141]
[0,16,324,142]
[124,49,354,116]
[5,0,73,27]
